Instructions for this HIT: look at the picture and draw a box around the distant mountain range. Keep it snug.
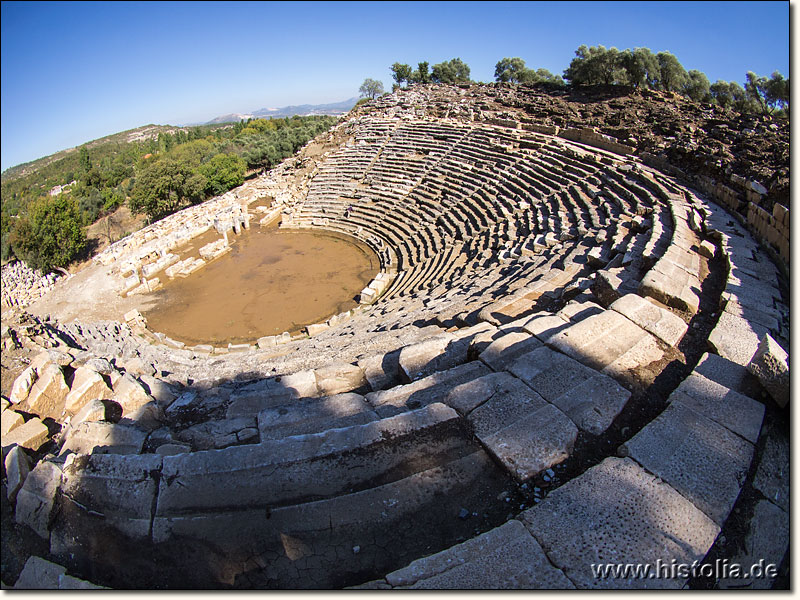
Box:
[203,97,359,124]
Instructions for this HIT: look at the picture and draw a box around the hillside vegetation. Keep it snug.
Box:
[1,115,336,270]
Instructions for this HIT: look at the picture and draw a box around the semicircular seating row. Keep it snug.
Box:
[7,118,787,589]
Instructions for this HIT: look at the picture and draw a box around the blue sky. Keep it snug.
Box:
[0,1,790,172]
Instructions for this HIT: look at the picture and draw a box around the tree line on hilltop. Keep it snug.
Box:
[1,115,336,271]
[359,45,788,116]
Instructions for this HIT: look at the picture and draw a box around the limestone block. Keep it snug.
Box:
[85,357,115,375]
[387,520,574,589]
[693,352,758,396]
[64,366,112,414]
[747,334,789,408]
[752,431,789,512]
[509,346,630,435]
[520,457,719,589]
[669,373,764,443]
[111,373,155,416]
[57,574,108,590]
[9,366,36,404]
[13,556,66,589]
[1,409,24,437]
[357,349,403,392]
[176,417,256,450]
[2,418,49,452]
[59,421,147,456]
[610,293,688,346]
[15,460,62,539]
[707,311,768,367]
[138,374,178,409]
[23,363,69,419]
[5,444,31,503]
[521,314,570,343]
[620,402,753,526]
[556,300,604,323]
[258,393,377,441]
[155,442,192,456]
[314,362,368,396]
[306,322,330,336]
[478,331,542,372]
[591,269,625,307]
[398,334,468,382]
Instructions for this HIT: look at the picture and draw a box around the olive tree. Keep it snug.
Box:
[359,78,384,99]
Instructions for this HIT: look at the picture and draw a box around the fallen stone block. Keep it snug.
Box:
[398,334,469,382]
[509,346,630,435]
[357,349,403,391]
[5,444,31,503]
[111,374,155,416]
[747,334,789,408]
[9,366,36,404]
[707,311,768,367]
[313,362,368,396]
[620,401,753,526]
[24,362,69,419]
[478,331,542,372]
[520,457,719,589]
[639,261,701,314]
[59,421,148,456]
[386,520,574,589]
[610,293,688,346]
[13,556,66,589]
[2,418,49,452]
[15,460,62,539]
[1,409,24,437]
[64,366,112,414]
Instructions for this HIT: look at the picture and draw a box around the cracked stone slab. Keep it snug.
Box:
[226,370,319,419]
[547,309,664,381]
[398,333,469,382]
[509,346,630,435]
[707,311,769,367]
[257,392,378,440]
[639,260,701,314]
[620,401,753,526]
[610,293,688,346]
[520,457,719,589]
[59,421,148,456]
[668,373,764,443]
[386,520,574,589]
[15,460,63,540]
[717,500,789,590]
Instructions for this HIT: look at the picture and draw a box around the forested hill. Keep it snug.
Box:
[1,115,338,270]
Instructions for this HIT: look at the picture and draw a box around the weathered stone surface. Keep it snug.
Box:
[478,331,542,372]
[57,574,108,590]
[610,293,688,346]
[111,373,155,416]
[521,313,570,342]
[548,310,664,382]
[9,366,36,404]
[721,295,779,332]
[556,300,604,323]
[717,500,789,590]
[138,373,178,409]
[258,392,377,440]
[64,366,112,414]
[154,403,462,537]
[165,390,197,415]
[693,352,759,397]
[5,444,31,503]
[13,556,66,589]
[2,418,49,452]
[752,429,789,512]
[669,373,764,443]
[387,520,574,589]
[60,453,162,539]
[520,457,719,589]
[85,357,115,375]
[591,268,626,307]
[470,381,577,480]
[639,260,701,314]
[357,349,402,392]
[366,362,491,417]
[313,362,368,396]
[176,417,256,450]
[509,346,630,435]
[15,460,62,539]
[24,362,69,419]
[59,421,147,456]
[226,370,319,419]
[707,311,768,367]
[398,334,469,382]
[1,409,24,436]
[747,334,789,408]
[620,401,753,525]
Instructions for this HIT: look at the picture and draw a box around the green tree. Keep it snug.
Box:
[10,196,87,271]
[78,146,92,175]
[431,58,471,84]
[391,62,413,87]
[745,71,769,113]
[683,69,711,103]
[563,45,624,86]
[199,153,246,196]
[494,57,530,83]
[729,81,751,113]
[359,78,385,99]
[710,80,734,109]
[411,61,430,84]
[765,71,789,113]
[619,48,660,89]
[655,52,688,92]
[130,158,206,221]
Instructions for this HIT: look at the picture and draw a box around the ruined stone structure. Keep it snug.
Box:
[1,84,789,589]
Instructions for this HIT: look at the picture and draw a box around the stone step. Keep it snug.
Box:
[519,457,720,589]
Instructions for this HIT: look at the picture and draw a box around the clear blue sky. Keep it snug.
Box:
[1,1,790,172]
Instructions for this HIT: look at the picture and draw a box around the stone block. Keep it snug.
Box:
[556,300,604,323]
[5,444,31,503]
[1,409,24,436]
[306,322,330,336]
[258,393,377,440]
[64,366,112,414]
[24,362,69,419]
[752,429,789,511]
[610,294,688,346]
[509,346,630,435]
[111,373,155,416]
[639,261,700,314]
[386,520,574,589]
[313,362,368,396]
[357,349,402,392]
[478,331,542,372]
[176,416,256,450]
[707,311,768,367]
[548,309,664,382]
[520,457,719,589]
[13,556,66,589]
[2,418,49,452]
[693,352,760,397]
[669,373,764,443]
[138,374,178,409]
[15,460,62,539]
[620,402,753,526]
[59,421,147,456]
[520,313,570,343]
[747,334,789,408]
[398,334,468,382]
[9,366,36,404]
